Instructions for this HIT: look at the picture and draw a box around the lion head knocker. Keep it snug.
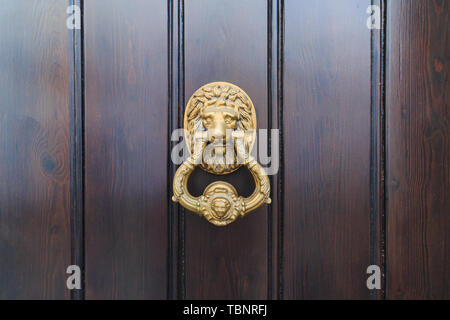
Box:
[172,82,270,226]
[184,82,257,175]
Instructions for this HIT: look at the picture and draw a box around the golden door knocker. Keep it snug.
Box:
[172,82,271,226]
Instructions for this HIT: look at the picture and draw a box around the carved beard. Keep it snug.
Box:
[201,135,238,175]
[189,120,251,175]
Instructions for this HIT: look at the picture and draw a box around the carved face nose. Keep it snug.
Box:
[209,122,226,142]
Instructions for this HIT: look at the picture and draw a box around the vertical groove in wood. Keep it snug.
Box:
[268,0,284,300]
[277,0,285,300]
[177,0,186,300]
[167,0,175,300]
[267,0,273,300]
[69,0,85,300]
[380,0,388,299]
[369,0,376,300]
[168,0,186,300]
[369,0,387,300]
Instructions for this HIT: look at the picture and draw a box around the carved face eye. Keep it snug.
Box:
[224,114,237,128]
[202,117,213,128]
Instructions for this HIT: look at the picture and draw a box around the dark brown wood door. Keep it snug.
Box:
[0,0,448,299]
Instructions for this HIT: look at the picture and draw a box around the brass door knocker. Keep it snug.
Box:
[172,82,271,226]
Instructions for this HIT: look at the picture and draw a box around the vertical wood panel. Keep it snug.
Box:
[184,0,268,299]
[84,0,168,299]
[283,0,372,299]
[386,0,449,299]
[0,0,71,299]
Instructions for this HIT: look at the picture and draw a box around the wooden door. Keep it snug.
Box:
[0,0,448,299]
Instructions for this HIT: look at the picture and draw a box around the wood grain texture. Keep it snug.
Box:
[283,0,372,299]
[184,0,268,299]
[386,0,449,300]
[84,0,168,299]
[0,0,71,299]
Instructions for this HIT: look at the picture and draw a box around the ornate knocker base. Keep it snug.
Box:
[172,82,271,226]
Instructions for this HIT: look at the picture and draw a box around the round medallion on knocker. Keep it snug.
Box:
[199,182,244,226]
[184,82,257,175]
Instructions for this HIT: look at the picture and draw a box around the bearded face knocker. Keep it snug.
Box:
[172,82,271,226]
